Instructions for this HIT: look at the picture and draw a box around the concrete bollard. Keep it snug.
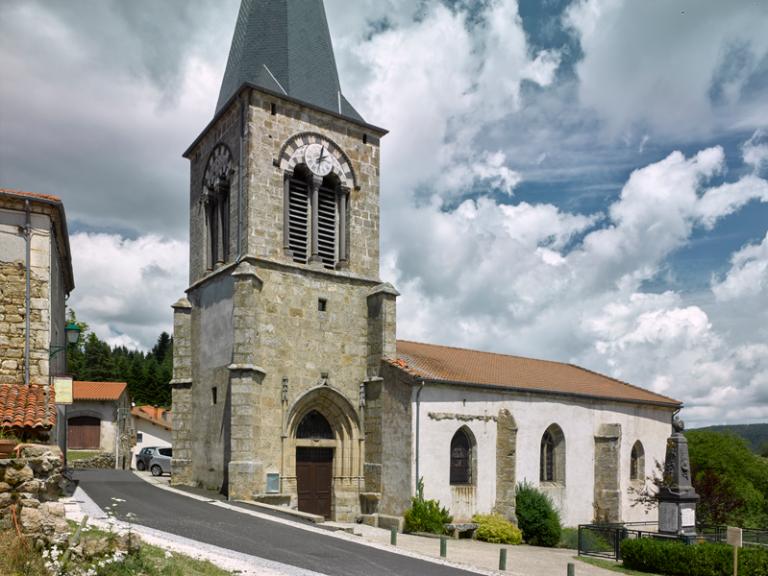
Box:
[499,548,507,570]
[567,562,575,576]
[440,536,447,557]
[390,527,397,546]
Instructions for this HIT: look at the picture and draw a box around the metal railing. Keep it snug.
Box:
[579,523,768,561]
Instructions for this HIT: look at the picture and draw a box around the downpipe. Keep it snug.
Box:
[415,379,425,494]
[23,200,31,386]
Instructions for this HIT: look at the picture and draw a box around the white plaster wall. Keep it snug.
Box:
[68,401,117,452]
[130,419,172,469]
[412,384,673,527]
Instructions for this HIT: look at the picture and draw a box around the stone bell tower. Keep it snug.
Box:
[170,0,396,521]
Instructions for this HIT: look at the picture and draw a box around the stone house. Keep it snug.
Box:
[130,405,172,469]
[68,381,131,468]
[171,0,680,525]
[0,188,75,441]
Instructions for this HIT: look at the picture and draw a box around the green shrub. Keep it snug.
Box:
[558,526,613,552]
[403,478,452,535]
[620,538,768,576]
[515,482,561,547]
[472,514,522,545]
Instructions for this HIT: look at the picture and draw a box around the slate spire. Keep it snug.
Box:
[217,0,363,122]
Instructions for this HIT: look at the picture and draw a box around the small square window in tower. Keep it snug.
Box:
[288,175,310,263]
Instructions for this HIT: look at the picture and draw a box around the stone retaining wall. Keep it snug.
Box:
[71,452,115,470]
[0,444,68,544]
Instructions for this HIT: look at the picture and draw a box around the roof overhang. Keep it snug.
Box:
[386,362,682,410]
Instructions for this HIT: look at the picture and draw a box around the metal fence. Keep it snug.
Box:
[577,522,768,561]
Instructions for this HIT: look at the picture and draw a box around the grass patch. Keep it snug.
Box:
[1,527,231,576]
[578,555,659,576]
[68,450,102,461]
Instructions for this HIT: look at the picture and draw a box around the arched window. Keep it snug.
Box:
[540,424,565,484]
[203,144,233,269]
[296,410,334,439]
[630,440,645,481]
[450,427,474,485]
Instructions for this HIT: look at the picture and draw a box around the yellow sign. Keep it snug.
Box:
[54,376,73,405]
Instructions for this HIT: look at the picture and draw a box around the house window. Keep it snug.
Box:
[211,387,217,405]
[630,440,645,481]
[284,166,348,270]
[450,427,474,485]
[540,424,565,484]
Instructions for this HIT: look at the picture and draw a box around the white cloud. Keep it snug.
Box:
[712,232,768,302]
[564,0,768,137]
[352,0,559,202]
[386,141,768,425]
[68,233,188,349]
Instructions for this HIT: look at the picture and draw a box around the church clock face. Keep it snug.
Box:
[304,142,334,176]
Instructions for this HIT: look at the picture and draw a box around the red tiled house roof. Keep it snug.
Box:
[131,405,172,430]
[73,381,127,401]
[389,340,681,408]
[0,383,56,430]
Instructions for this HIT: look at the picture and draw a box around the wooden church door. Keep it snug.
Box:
[296,447,333,518]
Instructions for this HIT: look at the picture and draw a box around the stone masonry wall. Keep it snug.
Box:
[0,261,48,385]
[0,444,68,545]
[594,423,622,523]
[372,363,413,517]
[494,409,518,523]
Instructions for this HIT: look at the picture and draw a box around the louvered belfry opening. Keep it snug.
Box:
[285,167,343,270]
[317,179,338,269]
[288,170,311,264]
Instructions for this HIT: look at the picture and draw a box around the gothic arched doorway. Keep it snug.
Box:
[285,386,363,521]
[295,410,334,518]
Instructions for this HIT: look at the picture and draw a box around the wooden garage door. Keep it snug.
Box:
[69,416,100,449]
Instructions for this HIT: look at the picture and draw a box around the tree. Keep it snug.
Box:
[686,430,768,528]
[64,309,174,408]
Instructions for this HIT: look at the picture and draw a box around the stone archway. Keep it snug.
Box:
[284,386,363,521]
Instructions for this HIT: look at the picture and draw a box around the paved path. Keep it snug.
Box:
[74,470,482,576]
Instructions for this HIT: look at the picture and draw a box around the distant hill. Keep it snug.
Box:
[692,423,768,454]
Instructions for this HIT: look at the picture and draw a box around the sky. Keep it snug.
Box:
[1,0,767,427]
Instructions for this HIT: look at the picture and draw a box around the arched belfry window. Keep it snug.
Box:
[540,424,565,484]
[450,427,475,485]
[281,135,352,270]
[296,410,334,440]
[630,440,645,481]
[203,144,233,269]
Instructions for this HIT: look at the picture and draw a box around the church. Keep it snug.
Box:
[170,0,680,527]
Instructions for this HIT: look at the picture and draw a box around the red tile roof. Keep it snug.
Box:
[0,188,62,202]
[73,381,128,401]
[390,340,681,407]
[0,384,56,430]
[131,405,172,430]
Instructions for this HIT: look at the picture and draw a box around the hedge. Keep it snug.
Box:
[620,538,768,576]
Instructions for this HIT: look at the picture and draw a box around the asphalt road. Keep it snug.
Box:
[75,470,481,576]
